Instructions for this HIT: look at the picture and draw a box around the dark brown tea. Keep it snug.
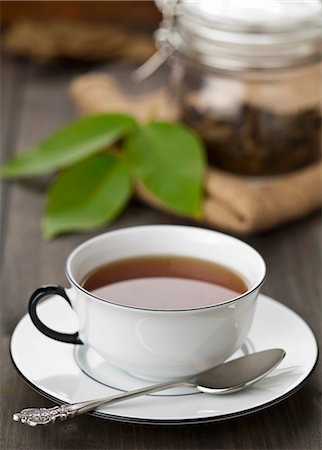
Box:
[82,255,248,310]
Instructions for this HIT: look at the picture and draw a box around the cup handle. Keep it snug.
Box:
[28,285,83,345]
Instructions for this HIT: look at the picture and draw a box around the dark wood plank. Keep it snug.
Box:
[0,56,27,272]
[0,55,321,450]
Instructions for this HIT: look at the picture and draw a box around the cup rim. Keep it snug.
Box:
[66,225,266,313]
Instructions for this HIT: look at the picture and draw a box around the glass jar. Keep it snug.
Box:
[162,0,322,175]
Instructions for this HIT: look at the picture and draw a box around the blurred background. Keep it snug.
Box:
[1,1,159,63]
[1,0,321,233]
[1,1,160,25]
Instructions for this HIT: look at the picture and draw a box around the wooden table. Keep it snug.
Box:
[1,55,321,450]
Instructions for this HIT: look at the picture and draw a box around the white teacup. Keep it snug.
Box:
[28,225,266,382]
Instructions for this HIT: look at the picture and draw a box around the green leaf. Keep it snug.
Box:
[125,121,205,217]
[1,114,137,178]
[43,154,132,238]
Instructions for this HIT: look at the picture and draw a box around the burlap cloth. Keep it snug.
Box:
[70,73,322,235]
[2,20,154,63]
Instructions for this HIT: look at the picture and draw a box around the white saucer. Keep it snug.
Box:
[10,294,318,425]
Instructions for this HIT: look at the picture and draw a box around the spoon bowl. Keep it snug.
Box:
[196,348,285,394]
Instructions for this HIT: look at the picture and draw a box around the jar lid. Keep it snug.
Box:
[180,0,321,33]
[175,0,322,69]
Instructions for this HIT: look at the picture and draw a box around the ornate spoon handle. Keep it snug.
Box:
[13,380,194,426]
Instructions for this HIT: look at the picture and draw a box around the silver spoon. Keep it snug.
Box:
[13,348,285,426]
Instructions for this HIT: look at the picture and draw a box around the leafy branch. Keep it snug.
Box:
[1,113,206,238]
